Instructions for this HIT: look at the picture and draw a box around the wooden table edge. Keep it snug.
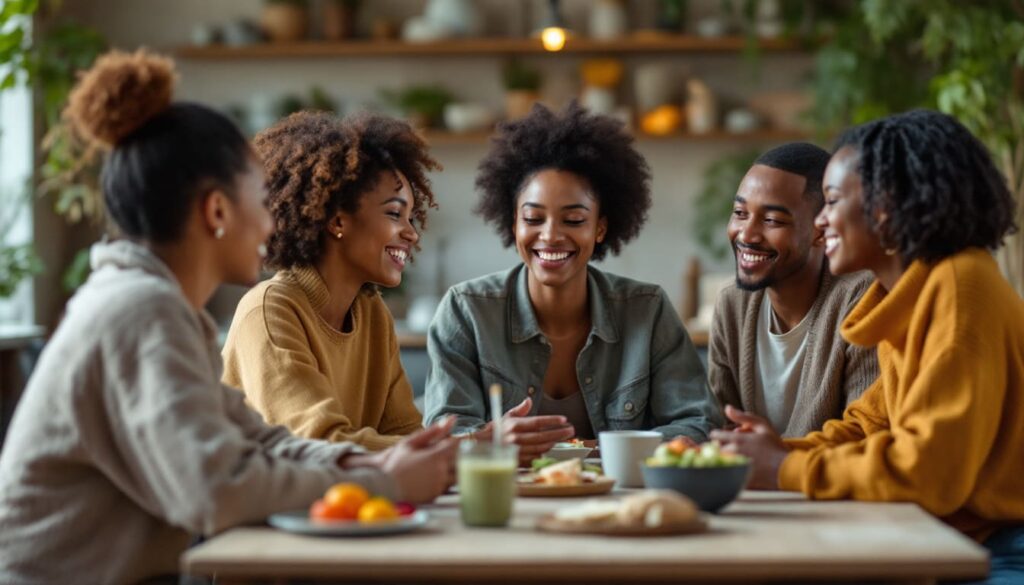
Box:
[183,557,989,582]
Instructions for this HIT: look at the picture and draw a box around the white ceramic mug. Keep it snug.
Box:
[599,430,663,488]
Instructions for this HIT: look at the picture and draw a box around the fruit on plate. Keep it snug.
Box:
[646,440,749,468]
[309,482,402,523]
[324,483,369,519]
[357,497,399,522]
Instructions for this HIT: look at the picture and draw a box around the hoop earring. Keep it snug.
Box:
[214,227,225,240]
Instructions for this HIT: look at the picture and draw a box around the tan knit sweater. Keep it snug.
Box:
[708,269,879,437]
[222,267,423,451]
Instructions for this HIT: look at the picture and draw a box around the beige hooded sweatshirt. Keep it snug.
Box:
[0,240,395,584]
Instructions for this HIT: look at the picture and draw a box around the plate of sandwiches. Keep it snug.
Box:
[517,458,616,497]
[535,490,708,537]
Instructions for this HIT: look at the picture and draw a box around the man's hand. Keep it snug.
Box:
[471,398,575,465]
[345,417,458,504]
[710,405,789,490]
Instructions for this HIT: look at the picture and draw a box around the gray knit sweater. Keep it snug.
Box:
[0,241,396,585]
[708,269,879,438]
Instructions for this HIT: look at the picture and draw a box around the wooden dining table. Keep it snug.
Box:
[182,490,988,584]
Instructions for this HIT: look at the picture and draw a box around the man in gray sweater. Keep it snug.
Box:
[708,143,879,438]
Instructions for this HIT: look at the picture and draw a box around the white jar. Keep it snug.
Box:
[589,0,628,40]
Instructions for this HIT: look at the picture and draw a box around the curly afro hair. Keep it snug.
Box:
[66,49,177,150]
[835,109,1017,264]
[475,102,651,261]
[255,111,441,270]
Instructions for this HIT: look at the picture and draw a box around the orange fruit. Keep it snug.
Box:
[309,498,349,521]
[357,497,399,523]
[323,483,369,520]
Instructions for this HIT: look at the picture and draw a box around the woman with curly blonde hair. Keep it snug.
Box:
[0,52,455,584]
[222,111,441,451]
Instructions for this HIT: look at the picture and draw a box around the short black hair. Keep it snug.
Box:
[475,102,651,261]
[834,109,1017,264]
[103,104,251,242]
[753,142,831,211]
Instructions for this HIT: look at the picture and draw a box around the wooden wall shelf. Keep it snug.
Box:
[421,128,810,146]
[177,35,803,60]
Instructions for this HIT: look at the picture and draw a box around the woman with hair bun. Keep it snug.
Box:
[0,50,455,585]
[222,111,439,451]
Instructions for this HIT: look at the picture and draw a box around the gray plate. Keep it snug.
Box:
[268,509,430,536]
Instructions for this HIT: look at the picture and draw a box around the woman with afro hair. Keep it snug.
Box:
[0,52,455,584]
[222,111,440,451]
[424,103,723,461]
[713,110,1024,583]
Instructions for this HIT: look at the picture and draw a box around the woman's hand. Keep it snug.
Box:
[344,416,458,503]
[471,397,575,465]
[710,405,789,490]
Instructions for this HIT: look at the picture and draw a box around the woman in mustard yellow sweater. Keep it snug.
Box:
[222,112,440,450]
[713,110,1023,583]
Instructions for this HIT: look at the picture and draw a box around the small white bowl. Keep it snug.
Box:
[544,445,594,461]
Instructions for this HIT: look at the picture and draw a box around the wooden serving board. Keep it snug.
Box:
[535,513,708,537]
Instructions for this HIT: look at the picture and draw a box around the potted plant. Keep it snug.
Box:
[503,60,542,120]
[322,0,361,41]
[381,85,454,130]
[261,0,309,43]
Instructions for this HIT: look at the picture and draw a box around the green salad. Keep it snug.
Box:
[645,439,749,468]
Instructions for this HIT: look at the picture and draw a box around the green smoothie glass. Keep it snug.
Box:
[457,441,518,527]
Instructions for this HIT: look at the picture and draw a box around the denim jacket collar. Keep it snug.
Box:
[507,264,619,345]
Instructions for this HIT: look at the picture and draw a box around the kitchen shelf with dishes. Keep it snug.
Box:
[420,128,808,146]
[175,35,804,60]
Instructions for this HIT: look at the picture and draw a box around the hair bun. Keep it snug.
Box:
[65,49,177,149]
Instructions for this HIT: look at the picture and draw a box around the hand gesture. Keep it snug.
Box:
[710,405,789,490]
[373,417,458,503]
[471,397,575,464]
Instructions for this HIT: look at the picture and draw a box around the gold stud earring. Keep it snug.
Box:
[885,248,897,256]
[335,232,343,239]
[215,227,225,239]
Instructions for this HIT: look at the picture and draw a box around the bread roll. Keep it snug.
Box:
[615,490,698,528]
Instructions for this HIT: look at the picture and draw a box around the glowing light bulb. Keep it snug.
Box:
[541,27,567,52]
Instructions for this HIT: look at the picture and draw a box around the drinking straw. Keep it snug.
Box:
[489,383,503,448]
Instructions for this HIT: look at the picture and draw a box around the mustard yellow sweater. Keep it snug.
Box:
[779,248,1024,541]
[222,267,423,451]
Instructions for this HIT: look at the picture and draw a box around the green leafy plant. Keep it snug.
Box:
[809,0,1024,294]
[0,188,43,298]
[502,60,542,92]
[380,85,453,128]
[1,1,107,293]
[692,150,759,261]
[274,86,337,119]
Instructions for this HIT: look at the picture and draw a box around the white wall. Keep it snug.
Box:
[65,0,815,317]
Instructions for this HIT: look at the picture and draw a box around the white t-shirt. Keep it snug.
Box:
[752,294,812,432]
